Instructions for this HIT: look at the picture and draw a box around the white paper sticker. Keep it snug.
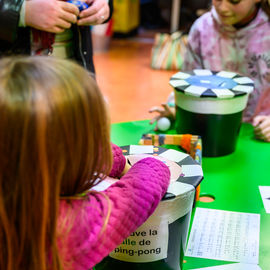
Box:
[194,69,213,76]
[232,85,253,93]
[110,222,169,262]
[185,85,208,96]
[191,263,261,270]
[129,145,153,154]
[233,77,254,85]
[159,149,189,162]
[211,89,234,98]
[182,165,203,177]
[259,186,270,213]
[167,182,194,197]
[171,71,191,80]
[91,177,117,192]
[170,79,189,88]
[91,180,112,192]
[216,71,237,78]
[186,208,260,264]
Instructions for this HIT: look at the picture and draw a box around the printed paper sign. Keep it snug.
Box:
[110,222,168,262]
[191,263,261,270]
[186,208,260,264]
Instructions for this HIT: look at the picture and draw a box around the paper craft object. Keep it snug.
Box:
[139,133,202,165]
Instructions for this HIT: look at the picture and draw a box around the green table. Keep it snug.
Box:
[111,120,270,270]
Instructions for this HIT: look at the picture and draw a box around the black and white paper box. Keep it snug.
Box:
[96,145,203,270]
[170,69,254,157]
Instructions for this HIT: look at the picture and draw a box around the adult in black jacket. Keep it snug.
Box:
[0,0,113,74]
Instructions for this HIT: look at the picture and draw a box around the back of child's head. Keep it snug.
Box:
[0,56,112,270]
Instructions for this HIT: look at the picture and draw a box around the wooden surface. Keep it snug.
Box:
[94,38,175,123]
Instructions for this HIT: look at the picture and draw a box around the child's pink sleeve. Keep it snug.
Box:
[109,143,126,178]
[57,157,170,270]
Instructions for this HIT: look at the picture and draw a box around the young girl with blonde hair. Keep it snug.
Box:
[0,56,170,270]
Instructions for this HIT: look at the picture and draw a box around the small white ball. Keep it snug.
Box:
[156,117,171,131]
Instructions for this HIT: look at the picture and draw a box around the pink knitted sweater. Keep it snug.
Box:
[57,144,170,270]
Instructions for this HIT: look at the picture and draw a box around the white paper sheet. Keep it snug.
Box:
[259,186,270,214]
[159,149,189,162]
[191,263,261,270]
[129,145,153,154]
[186,208,260,264]
[181,164,203,177]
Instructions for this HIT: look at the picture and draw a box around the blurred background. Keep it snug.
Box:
[93,0,211,123]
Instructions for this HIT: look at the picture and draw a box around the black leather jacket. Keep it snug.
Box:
[0,0,113,73]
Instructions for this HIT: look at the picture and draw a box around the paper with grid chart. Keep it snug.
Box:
[186,208,260,264]
[190,263,261,270]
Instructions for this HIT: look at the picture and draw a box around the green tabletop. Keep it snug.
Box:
[111,120,270,270]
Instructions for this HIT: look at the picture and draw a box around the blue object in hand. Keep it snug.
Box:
[67,0,88,11]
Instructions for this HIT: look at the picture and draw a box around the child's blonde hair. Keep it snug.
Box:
[0,56,112,270]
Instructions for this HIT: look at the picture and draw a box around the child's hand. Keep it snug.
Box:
[253,115,270,142]
[149,103,175,130]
